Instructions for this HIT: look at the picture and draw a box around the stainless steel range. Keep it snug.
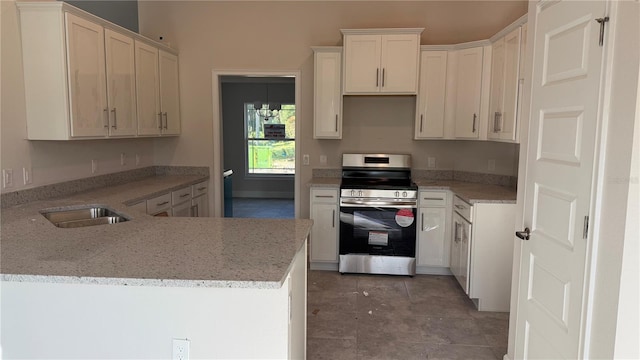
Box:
[339,154,418,276]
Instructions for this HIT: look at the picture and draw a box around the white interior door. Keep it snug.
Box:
[515,1,606,358]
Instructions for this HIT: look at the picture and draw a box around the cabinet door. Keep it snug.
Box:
[343,35,381,93]
[417,207,448,267]
[415,51,448,139]
[172,200,192,217]
[65,13,107,138]
[380,34,419,93]
[499,27,522,141]
[310,203,338,262]
[192,194,209,217]
[313,50,342,139]
[135,41,161,136]
[450,214,461,281]
[105,29,137,137]
[453,47,483,139]
[488,38,506,140]
[159,50,181,135]
[459,218,471,295]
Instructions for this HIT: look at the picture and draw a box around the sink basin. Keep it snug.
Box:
[41,206,129,228]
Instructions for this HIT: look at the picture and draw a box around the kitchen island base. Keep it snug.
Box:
[1,242,307,359]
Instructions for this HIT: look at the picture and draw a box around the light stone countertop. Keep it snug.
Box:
[1,176,312,289]
[414,180,517,204]
[307,177,517,203]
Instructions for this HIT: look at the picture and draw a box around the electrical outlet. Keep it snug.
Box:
[488,159,496,171]
[303,154,310,166]
[427,157,436,169]
[91,160,98,174]
[135,154,141,166]
[319,155,327,165]
[23,167,32,185]
[172,338,190,360]
[2,169,14,188]
[120,153,126,166]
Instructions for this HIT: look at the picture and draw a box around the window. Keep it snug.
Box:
[245,103,295,175]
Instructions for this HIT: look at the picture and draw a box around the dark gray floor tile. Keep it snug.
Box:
[307,309,357,339]
[422,317,489,346]
[357,312,428,344]
[357,340,428,360]
[423,344,499,360]
[410,295,478,319]
[405,275,465,300]
[308,270,358,293]
[307,338,357,360]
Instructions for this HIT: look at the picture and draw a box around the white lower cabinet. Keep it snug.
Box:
[309,188,339,270]
[146,193,172,216]
[191,181,209,217]
[451,195,516,312]
[172,200,192,217]
[416,191,452,274]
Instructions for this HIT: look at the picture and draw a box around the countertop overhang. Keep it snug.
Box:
[1,176,312,289]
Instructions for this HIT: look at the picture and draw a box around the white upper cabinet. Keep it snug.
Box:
[135,41,162,136]
[136,43,181,136]
[313,47,342,139]
[488,27,522,142]
[342,29,422,95]
[415,50,448,139]
[104,29,137,137]
[17,2,179,140]
[159,51,181,135]
[453,47,484,139]
[65,13,108,138]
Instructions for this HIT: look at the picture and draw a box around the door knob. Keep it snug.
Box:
[515,227,530,241]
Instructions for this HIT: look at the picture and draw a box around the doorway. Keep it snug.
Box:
[211,71,301,219]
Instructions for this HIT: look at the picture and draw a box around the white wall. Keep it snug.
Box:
[138,1,526,217]
[0,0,157,194]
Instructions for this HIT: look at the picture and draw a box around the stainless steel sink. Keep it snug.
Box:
[41,206,129,228]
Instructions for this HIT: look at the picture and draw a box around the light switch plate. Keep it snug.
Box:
[2,169,13,188]
[23,167,32,185]
[303,154,310,166]
[91,160,98,174]
[427,157,436,169]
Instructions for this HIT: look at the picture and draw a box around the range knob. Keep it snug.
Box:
[358,191,363,197]
[394,191,400,197]
[350,190,356,196]
[403,191,408,197]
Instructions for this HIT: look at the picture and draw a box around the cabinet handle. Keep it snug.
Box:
[315,195,335,199]
[420,115,424,133]
[335,114,338,132]
[421,213,424,232]
[332,209,335,228]
[157,201,169,206]
[103,108,109,129]
[382,68,385,87]
[472,113,477,133]
[493,112,499,132]
[454,222,459,242]
[158,112,163,129]
[163,112,168,129]
[376,68,379,87]
[180,193,189,198]
[111,108,117,129]
[197,187,207,191]
[454,204,465,210]
[423,197,444,201]
[191,205,198,217]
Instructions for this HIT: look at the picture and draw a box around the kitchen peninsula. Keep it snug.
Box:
[0,172,312,359]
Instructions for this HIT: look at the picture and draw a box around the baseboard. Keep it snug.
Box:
[233,191,294,199]
[309,262,339,271]
[416,266,453,275]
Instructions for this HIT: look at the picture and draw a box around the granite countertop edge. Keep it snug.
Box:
[1,175,312,289]
[307,177,517,203]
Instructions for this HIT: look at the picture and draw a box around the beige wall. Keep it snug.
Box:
[0,0,156,193]
[138,1,526,217]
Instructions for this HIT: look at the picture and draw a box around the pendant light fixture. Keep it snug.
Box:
[253,83,281,121]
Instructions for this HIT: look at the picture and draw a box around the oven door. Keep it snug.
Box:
[339,201,417,258]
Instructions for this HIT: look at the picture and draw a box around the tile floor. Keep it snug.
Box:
[307,271,509,360]
[231,198,294,218]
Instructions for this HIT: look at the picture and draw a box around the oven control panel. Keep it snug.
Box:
[340,189,417,199]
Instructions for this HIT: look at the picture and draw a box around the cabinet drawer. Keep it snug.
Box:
[453,196,472,222]
[310,188,339,203]
[172,186,192,205]
[192,180,208,197]
[146,193,171,215]
[419,191,448,207]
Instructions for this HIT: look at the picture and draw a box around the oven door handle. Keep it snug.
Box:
[340,199,417,208]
